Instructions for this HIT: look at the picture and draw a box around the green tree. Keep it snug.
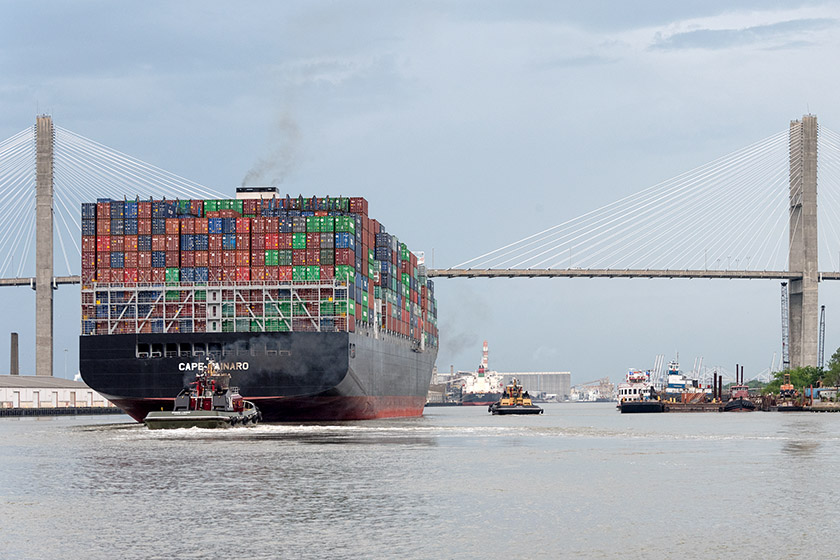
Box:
[763,366,824,394]
[823,347,840,387]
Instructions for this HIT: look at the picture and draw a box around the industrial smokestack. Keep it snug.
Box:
[10,332,19,375]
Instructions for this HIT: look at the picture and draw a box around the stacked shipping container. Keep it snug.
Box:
[80,196,438,347]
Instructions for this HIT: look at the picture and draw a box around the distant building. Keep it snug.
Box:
[0,375,115,409]
[499,372,571,400]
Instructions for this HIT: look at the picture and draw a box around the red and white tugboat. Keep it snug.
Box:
[144,360,261,429]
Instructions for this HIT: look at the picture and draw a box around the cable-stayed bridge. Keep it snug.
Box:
[0,114,837,375]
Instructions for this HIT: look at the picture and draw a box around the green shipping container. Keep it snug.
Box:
[335,265,355,282]
[320,300,335,315]
[265,250,279,266]
[194,290,206,301]
[250,319,264,332]
[307,266,321,282]
[321,216,335,232]
[306,216,320,232]
[235,318,250,332]
[402,272,410,286]
[165,290,180,301]
[292,266,307,282]
[292,233,307,249]
[362,308,368,322]
[232,199,244,214]
[165,268,179,283]
[205,200,219,213]
[400,243,410,261]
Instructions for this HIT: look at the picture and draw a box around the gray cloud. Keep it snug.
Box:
[651,18,838,51]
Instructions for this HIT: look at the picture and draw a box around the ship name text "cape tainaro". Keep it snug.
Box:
[179,361,250,372]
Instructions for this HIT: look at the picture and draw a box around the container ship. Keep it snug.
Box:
[78,189,439,422]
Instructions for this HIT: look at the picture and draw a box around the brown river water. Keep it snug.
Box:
[1,403,838,559]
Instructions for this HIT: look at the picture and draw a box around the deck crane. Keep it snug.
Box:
[818,305,826,369]
[781,282,790,370]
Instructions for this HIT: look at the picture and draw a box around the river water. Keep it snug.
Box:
[1,403,838,559]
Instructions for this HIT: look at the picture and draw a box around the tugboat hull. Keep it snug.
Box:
[488,404,543,415]
[619,401,666,413]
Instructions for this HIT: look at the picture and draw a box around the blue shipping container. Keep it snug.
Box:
[222,234,236,250]
[180,234,195,251]
[138,235,152,251]
[208,218,223,234]
[110,252,125,268]
[152,219,167,235]
[152,251,166,268]
[124,219,138,235]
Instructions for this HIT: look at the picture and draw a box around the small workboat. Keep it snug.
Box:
[488,379,544,415]
[618,369,666,413]
[144,360,261,429]
[723,384,756,412]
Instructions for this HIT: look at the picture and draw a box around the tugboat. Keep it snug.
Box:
[488,379,544,415]
[144,360,262,429]
[617,369,666,413]
[723,383,756,412]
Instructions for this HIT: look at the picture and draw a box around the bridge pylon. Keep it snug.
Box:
[35,115,54,376]
[788,114,819,369]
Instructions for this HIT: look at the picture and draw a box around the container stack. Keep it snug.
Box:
[80,196,438,348]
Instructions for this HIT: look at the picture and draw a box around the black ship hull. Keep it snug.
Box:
[461,392,501,405]
[619,400,666,413]
[80,328,437,422]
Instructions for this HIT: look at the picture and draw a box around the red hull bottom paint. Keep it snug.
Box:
[113,395,427,423]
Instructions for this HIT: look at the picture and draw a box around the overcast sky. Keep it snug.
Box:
[2,1,840,383]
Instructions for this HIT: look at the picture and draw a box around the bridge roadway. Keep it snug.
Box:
[4,270,840,286]
[427,269,840,281]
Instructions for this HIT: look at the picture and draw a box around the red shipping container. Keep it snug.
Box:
[138,251,152,268]
[165,235,179,252]
[251,234,265,251]
[292,250,306,266]
[110,236,124,252]
[194,218,209,235]
[251,267,266,281]
[236,233,250,250]
[306,248,320,265]
[264,233,279,250]
[137,268,152,283]
[138,219,151,235]
[96,202,110,216]
[180,219,195,234]
[124,235,138,252]
[218,209,241,218]
[252,218,266,234]
[165,251,179,267]
[209,234,223,251]
[243,199,258,215]
[222,267,236,283]
[96,252,110,268]
[181,251,195,267]
[305,232,320,248]
[349,197,368,216]
[96,236,111,252]
[151,268,166,282]
[97,220,111,235]
[236,251,251,267]
[110,269,124,283]
[125,252,138,268]
[82,252,96,269]
[279,233,293,249]
[265,266,279,282]
[82,236,96,252]
[335,249,354,266]
[321,266,334,280]
[356,303,362,318]
[279,266,293,282]
[265,217,278,231]
[96,267,110,282]
[236,218,251,232]
[195,251,209,267]
[223,251,236,267]
[138,201,151,219]
[236,267,250,282]
[209,251,223,267]
[251,250,265,266]
[165,218,180,235]
[348,316,355,332]
[124,268,138,283]
[314,210,327,217]
[209,267,223,282]
[151,235,166,251]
